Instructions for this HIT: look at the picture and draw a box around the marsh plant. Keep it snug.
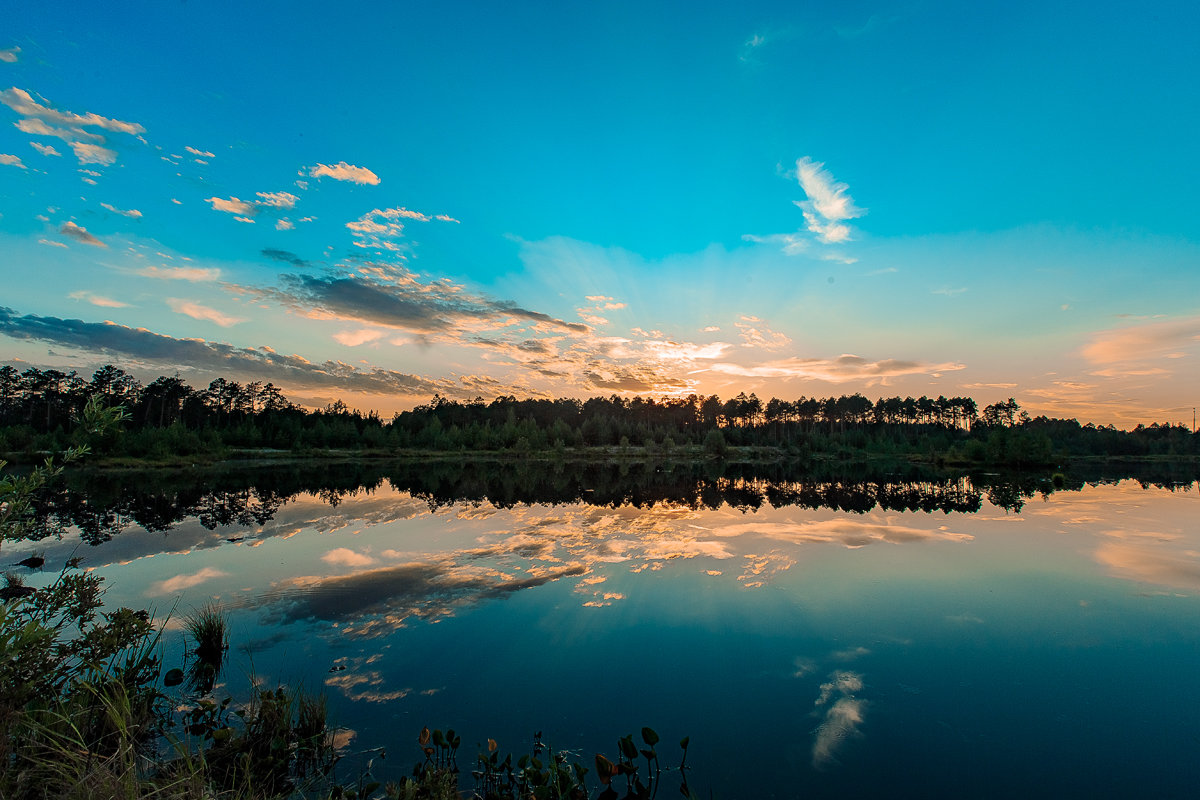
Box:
[182,602,229,694]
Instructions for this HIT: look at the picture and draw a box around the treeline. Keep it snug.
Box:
[1,364,1197,465]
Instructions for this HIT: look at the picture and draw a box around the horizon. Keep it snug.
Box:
[2,1,1198,428]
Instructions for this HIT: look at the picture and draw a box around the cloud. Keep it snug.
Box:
[0,46,20,63]
[185,145,215,158]
[735,316,792,350]
[0,153,25,169]
[0,306,471,399]
[333,329,386,347]
[932,286,968,296]
[345,207,446,251]
[248,265,590,336]
[59,221,106,247]
[256,191,299,209]
[205,196,256,216]
[147,566,228,597]
[0,88,144,135]
[70,141,117,165]
[68,290,128,308]
[307,161,380,185]
[30,142,60,157]
[1081,315,1200,365]
[166,298,247,327]
[138,266,221,281]
[276,219,294,230]
[100,202,142,218]
[261,248,310,267]
[794,156,865,244]
[322,548,377,567]
[812,671,867,769]
[38,238,67,248]
[707,354,965,384]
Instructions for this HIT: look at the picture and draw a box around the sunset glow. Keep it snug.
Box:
[2,2,1197,426]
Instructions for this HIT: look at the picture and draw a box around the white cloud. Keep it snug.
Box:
[1,153,27,168]
[234,216,255,224]
[735,316,792,350]
[276,219,295,230]
[0,88,144,135]
[205,196,256,216]
[59,221,106,247]
[70,141,117,165]
[308,161,380,185]
[101,202,142,218]
[147,567,228,596]
[794,156,865,244]
[333,329,386,347]
[346,207,438,250]
[166,298,247,327]
[30,142,60,157]
[322,548,377,567]
[256,191,299,209]
[138,266,221,281]
[0,46,20,63]
[37,238,68,248]
[185,145,215,158]
[69,290,128,308]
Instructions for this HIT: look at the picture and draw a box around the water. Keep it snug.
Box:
[6,462,1199,797]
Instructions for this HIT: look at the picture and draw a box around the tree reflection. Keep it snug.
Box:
[11,459,1195,544]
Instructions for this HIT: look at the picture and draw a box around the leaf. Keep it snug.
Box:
[641,727,659,747]
[619,735,638,760]
[163,668,184,687]
[679,736,690,750]
[419,726,431,746]
[488,737,498,753]
[595,754,615,785]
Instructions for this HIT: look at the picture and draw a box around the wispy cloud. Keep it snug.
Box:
[1,88,143,166]
[261,248,310,268]
[185,145,215,158]
[30,141,60,157]
[307,161,380,185]
[0,153,25,169]
[708,354,965,384]
[811,671,866,769]
[70,141,117,165]
[0,46,20,63]
[0,306,474,399]
[59,220,106,247]
[794,156,865,244]
[344,207,454,251]
[1081,315,1200,366]
[166,298,247,327]
[243,264,590,336]
[147,566,228,597]
[68,290,128,308]
[205,195,256,216]
[735,316,792,350]
[100,202,142,218]
[256,191,298,209]
[138,266,221,281]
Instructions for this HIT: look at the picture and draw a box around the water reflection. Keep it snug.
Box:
[5,461,1199,796]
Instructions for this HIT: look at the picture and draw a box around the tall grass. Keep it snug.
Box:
[183,602,228,694]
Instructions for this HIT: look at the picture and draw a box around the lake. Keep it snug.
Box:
[6,461,1199,798]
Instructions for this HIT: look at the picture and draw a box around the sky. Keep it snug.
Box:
[1,0,1198,426]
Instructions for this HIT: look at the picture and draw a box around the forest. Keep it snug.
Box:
[1,364,1197,467]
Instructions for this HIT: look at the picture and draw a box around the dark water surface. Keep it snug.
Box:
[7,461,1200,798]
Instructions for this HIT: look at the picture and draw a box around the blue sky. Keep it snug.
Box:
[1,0,1197,424]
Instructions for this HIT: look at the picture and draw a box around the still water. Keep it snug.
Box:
[7,463,1200,797]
